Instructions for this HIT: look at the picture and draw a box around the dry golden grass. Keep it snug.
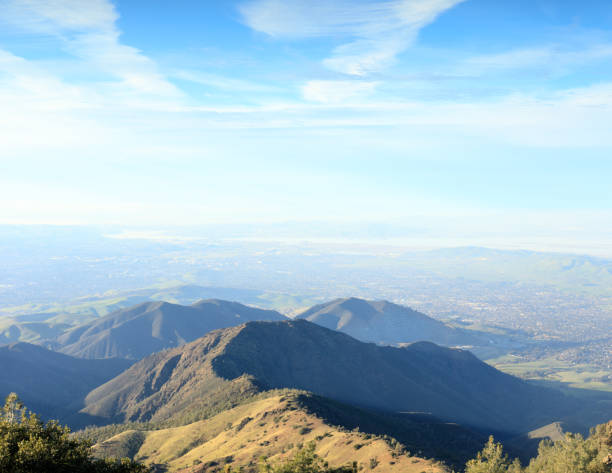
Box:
[94,394,446,473]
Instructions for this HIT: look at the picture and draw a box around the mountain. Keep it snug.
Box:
[91,390,484,473]
[296,297,483,346]
[0,318,71,344]
[0,342,133,421]
[82,319,585,434]
[54,299,286,359]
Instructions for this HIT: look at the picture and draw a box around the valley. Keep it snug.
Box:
[1,229,611,472]
[1,293,610,472]
[1,228,610,387]
[3,0,611,470]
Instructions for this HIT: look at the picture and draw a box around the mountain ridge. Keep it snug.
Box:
[81,319,584,434]
[54,299,287,359]
[92,391,469,473]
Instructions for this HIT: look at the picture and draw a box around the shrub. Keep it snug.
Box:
[0,393,150,473]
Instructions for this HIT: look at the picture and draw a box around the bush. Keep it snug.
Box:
[256,441,357,473]
[0,393,150,473]
[465,422,612,473]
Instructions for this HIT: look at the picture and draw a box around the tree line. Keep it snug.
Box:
[465,424,612,473]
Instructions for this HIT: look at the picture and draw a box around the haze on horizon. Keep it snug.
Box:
[1,0,611,254]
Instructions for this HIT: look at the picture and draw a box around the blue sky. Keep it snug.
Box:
[0,0,611,244]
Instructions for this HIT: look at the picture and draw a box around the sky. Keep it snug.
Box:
[0,0,611,247]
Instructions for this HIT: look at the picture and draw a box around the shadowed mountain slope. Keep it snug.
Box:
[0,342,133,421]
[82,319,585,434]
[55,299,286,359]
[296,297,482,346]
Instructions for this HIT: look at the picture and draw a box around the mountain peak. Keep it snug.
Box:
[5,341,46,352]
[191,298,239,307]
[55,299,286,360]
[296,297,478,346]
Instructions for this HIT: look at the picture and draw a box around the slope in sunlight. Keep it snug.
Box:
[92,391,484,473]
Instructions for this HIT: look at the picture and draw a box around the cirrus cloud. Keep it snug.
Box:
[0,0,179,97]
[239,0,465,76]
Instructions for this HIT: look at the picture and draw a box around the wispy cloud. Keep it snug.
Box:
[172,70,279,94]
[0,0,117,32]
[0,1,185,157]
[458,43,612,77]
[0,0,179,98]
[182,82,612,148]
[239,0,464,76]
[0,1,610,229]
[559,82,612,106]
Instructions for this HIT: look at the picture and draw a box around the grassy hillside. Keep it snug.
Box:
[92,391,481,473]
[488,354,612,392]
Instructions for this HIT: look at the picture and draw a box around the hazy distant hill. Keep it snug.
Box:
[0,342,132,421]
[296,297,483,346]
[55,299,286,359]
[82,319,581,434]
[0,318,71,344]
